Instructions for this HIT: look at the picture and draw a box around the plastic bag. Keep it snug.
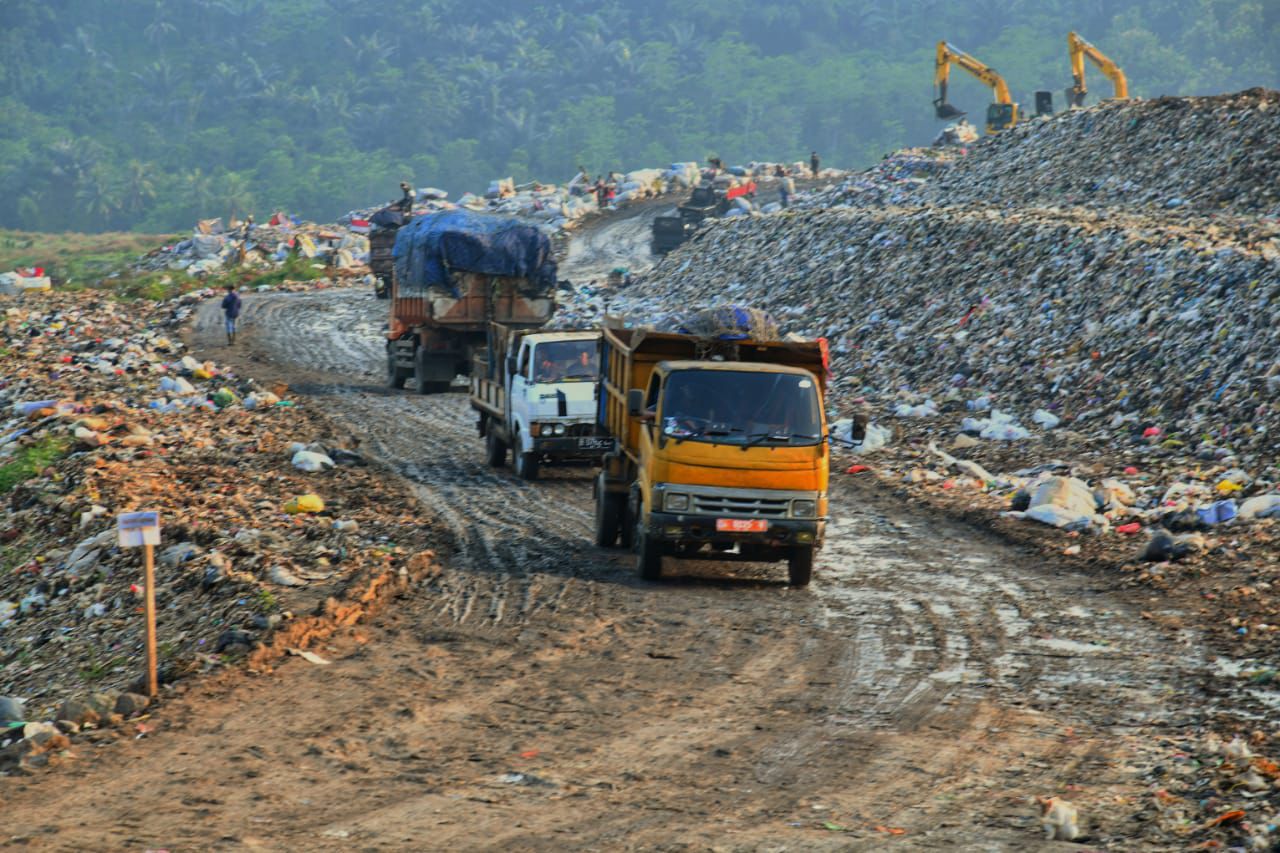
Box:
[283,494,325,514]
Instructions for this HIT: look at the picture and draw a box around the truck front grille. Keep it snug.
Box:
[691,493,790,518]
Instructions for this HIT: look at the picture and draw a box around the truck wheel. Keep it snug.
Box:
[787,546,814,588]
[617,502,633,549]
[413,350,451,395]
[594,478,624,547]
[387,353,403,389]
[485,430,507,468]
[514,446,539,481]
[635,519,662,581]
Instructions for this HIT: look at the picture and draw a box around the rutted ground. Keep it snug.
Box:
[0,286,1244,850]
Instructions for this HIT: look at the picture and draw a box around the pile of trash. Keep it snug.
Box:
[1135,732,1280,849]
[134,215,372,277]
[793,148,962,210]
[911,89,1280,216]
[0,290,435,759]
[629,203,1280,473]
[0,268,52,296]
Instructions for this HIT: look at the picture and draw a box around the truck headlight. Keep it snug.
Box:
[664,492,690,512]
[791,499,817,518]
[553,423,566,436]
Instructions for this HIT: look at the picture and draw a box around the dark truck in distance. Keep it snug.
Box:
[651,178,758,255]
[385,211,556,394]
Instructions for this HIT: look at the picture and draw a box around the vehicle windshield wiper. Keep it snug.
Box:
[743,431,820,448]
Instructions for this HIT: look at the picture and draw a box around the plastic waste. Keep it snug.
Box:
[1196,499,1238,526]
[1238,494,1280,520]
[292,450,334,472]
[1032,409,1060,429]
[283,494,325,514]
[893,400,938,418]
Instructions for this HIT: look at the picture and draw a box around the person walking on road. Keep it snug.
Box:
[221,284,242,346]
[810,151,821,178]
[775,165,795,208]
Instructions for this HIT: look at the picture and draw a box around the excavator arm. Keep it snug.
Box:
[934,41,1018,133]
[1067,31,1129,106]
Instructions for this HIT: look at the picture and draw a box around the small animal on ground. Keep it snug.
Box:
[1035,795,1081,841]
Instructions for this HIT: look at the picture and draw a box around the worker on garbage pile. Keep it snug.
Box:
[810,151,820,178]
[594,178,608,208]
[397,181,416,213]
[221,284,242,346]
[235,214,255,265]
[775,165,796,208]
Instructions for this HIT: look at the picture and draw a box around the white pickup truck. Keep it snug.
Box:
[470,324,615,480]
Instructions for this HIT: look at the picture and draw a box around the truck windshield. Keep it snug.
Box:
[661,370,822,446]
[532,340,600,383]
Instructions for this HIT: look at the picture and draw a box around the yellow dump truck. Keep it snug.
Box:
[595,325,830,586]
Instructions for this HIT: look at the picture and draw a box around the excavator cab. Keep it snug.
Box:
[985,102,1018,133]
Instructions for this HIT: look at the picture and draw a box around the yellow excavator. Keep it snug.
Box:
[933,41,1019,134]
[1067,31,1129,106]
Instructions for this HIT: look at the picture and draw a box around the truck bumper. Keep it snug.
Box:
[647,512,824,547]
[532,436,617,458]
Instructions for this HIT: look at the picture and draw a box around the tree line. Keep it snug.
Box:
[0,0,1275,232]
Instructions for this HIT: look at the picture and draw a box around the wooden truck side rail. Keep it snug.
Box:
[469,320,516,420]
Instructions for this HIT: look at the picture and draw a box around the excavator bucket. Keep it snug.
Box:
[933,98,966,120]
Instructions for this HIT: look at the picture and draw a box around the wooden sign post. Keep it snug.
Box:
[118,512,161,698]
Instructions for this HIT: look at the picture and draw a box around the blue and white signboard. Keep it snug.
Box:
[117,511,161,548]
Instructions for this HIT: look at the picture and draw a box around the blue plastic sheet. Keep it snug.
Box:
[393,210,556,296]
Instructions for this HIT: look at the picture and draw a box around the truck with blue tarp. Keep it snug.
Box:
[385,210,556,394]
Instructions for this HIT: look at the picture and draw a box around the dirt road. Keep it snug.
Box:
[2,283,1249,851]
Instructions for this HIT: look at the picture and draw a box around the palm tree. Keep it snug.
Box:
[217,171,255,222]
[122,160,157,216]
[76,167,122,230]
[183,168,215,220]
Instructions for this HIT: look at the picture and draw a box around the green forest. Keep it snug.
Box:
[2,0,1276,232]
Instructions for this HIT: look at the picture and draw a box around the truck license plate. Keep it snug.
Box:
[577,437,612,450]
[716,518,768,533]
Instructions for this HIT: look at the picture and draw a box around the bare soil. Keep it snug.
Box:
[3,282,1266,851]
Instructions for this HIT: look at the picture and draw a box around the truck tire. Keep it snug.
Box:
[635,519,662,581]
[413,349,451,395]
[485,429,507,468]
[593,476,624,547]
[387,353,403,389]
[386,346,410,390]
[515,449,540,481]
[787,546,814,588]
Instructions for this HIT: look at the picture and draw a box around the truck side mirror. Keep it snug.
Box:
[627,389,644,417]
[507,356,518,377]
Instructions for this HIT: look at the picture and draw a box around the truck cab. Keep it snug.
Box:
[472,328,614,480]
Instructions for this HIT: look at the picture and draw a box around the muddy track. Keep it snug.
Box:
[3,210,1240,849]
[24,285,1204,850]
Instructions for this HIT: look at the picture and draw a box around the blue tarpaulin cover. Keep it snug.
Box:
[393,210,556,296]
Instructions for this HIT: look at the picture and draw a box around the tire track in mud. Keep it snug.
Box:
[181,284,1227,845]
[198,286,1210,719]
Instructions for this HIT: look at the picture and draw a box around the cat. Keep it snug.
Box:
[1036,795,1082,841]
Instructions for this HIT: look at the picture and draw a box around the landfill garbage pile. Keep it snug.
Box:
[132,215,374,278]
[0,290,436,770]
[794,90,1279,218]
[128,157,847,287]
[792,148,962,210]
[1132,731,1280,849]
[624,197,1280,625]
